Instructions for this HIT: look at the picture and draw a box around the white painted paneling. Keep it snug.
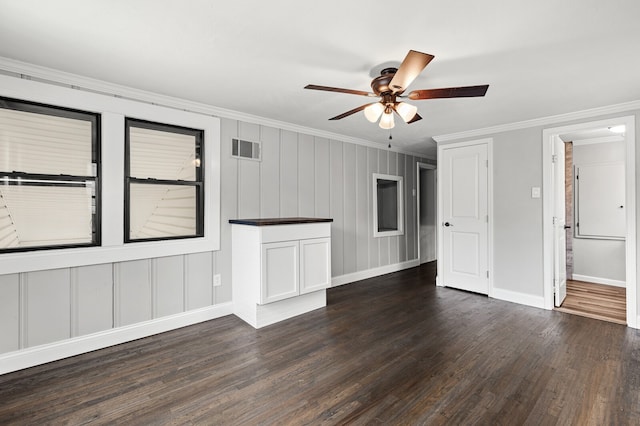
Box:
[260,126,281,218]
[280,130,298,217]
[0,113,430,365]
[72,264,113,336]
[314,137,331,218]
[330,140,344,277]
[114,260,151,327]
[185,251,213,310]
[398,154,407,262]
[343,143,357,274]
[356,146,369,270]
[154,255,184,317]
[298,134,315,217]
[0,274,19,352]
[368,148,380,269]
[237,122,261,218]
[217,118,238,305]
[24,268,70,347]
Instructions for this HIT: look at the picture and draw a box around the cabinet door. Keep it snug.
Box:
[261,241,299,304]
[300,237,331,294]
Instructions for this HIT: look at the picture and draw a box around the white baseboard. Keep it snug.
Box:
[0,302,233,375]
[331,259,420,287]
[572,274,626,288]
[491,287,545,309]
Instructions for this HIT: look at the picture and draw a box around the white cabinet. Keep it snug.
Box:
[261,240,299,304]
[231,218,332,328]
[300,238,331,294]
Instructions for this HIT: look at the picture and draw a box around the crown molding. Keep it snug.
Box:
[433,100,640,143]
[0,56,431,160]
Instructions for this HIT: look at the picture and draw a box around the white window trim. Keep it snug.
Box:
[372,173,404,238]
[0,75,220,274]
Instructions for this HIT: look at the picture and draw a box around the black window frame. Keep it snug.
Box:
[0,96,101,254]
[124,118,204,243]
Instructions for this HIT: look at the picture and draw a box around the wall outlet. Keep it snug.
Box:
[213,274,221,287]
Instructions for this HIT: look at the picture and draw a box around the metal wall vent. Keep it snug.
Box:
[232,138,261,161]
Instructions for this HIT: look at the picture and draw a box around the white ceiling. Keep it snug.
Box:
[1,0,639,157]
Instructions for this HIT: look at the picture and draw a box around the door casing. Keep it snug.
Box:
[542,115,637,328]
[437,138,494,296]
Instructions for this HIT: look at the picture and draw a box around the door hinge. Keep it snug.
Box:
[552,154,558,164]
[486,270,489,279]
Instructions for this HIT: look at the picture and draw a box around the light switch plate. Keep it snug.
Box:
[213,274,221,287]
[531,187,541,198]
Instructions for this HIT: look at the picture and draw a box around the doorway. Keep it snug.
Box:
[542,115,637,328]
[417,163,436,265]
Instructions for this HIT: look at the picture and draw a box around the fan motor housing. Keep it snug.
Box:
[371,67,398,95]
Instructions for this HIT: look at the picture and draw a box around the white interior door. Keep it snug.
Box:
[441,142,489,294]
[553,137,567,307]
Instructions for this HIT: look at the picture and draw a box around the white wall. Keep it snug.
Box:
[0,76,432,366]
[572,141,626,284]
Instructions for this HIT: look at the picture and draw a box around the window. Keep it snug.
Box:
[372,173,404,237]
[0,74,220,275]
[0,97,100,252]
[125,118,204,242]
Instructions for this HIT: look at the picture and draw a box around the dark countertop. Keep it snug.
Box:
[229,217,333,226]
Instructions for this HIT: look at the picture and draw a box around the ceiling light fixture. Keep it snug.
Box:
[364,102,385,123]
[379,108,395,129]
[395,102,418,123]
[363,101,418,129]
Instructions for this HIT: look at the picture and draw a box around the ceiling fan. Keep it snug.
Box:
[304,50,489,129]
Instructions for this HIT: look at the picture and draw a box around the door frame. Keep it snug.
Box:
[542,115,637,328]
[416,162,437,265]
[436,138,494,295]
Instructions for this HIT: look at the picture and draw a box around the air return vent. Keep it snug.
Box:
[232,138,261,161]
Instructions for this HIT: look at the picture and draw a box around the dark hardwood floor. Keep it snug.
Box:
[1,263,640,424]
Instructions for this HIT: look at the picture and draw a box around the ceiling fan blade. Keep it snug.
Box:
[305,84,375,97]
[389,50,435,94]
[407,113,422,124]
[328,103,372,120]
[408,84,489,100]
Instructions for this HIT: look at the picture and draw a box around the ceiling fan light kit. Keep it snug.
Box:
[364,102,385,123]
[379,109,395,129]
[305,50,489,131]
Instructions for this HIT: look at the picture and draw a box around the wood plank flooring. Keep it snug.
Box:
[1,263,640,424]
[556,280,626,324]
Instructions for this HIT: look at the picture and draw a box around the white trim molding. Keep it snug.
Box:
[0,302,233,375]
[572,274,625,288]
[331,259,420,287]
[433,100,640,143]
[542,115,636,328]
[491,287,545,309]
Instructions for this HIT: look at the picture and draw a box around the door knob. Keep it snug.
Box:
[444,222,452,227]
